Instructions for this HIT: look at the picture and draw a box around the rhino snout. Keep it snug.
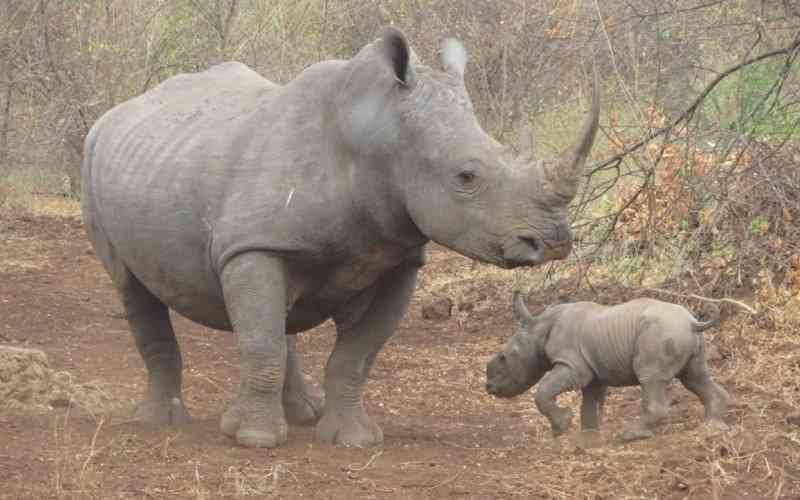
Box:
[501,232,572,268]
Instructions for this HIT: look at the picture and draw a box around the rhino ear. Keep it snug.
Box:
[441,37,467,78]
[380,26,416,88]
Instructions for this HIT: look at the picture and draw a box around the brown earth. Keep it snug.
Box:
[1,207,799,499]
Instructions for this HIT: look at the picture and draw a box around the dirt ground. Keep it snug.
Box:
[1,207,799,499]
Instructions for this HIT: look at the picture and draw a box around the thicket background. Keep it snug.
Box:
[1,0,799,311]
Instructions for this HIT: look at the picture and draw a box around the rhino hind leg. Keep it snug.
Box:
[619,379,670,443]
[678,351,729,429]
[119,269,190,426]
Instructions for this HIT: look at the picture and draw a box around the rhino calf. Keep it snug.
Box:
[486,293,729,442]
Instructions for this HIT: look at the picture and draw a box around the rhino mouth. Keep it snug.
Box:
[498,234,572,269]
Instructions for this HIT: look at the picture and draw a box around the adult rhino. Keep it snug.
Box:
[82,27,599,448]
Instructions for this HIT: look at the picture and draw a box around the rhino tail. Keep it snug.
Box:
[691,302,720,333]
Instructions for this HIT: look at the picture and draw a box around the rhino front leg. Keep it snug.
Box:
[220,335,323,435]
[535,364,580,437]
[580,382,607,431]
[220,252,289,448]
[316,264,418,447]
[121,270,190,426]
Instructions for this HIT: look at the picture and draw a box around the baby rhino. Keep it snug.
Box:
[486,293,729,442]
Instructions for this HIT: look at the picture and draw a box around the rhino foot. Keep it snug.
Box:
[135,397,191,426]
[550,407,574,437]
[284,384,324,426]
[220,400,242,438]
[219,399,288,448]
[617,428,655,443]
[315,409,383,447]
[236,425,288,448]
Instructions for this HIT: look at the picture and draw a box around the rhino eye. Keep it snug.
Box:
[498,353,507,363]
[457,171,476,184]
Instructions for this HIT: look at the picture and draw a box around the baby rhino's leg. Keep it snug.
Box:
[535,364,582,437]
[679,347,729,431]
[580,382,608,431]
[620,323,692,442]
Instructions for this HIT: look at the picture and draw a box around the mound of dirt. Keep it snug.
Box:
[0,345,124,414]
[0,346,52,405]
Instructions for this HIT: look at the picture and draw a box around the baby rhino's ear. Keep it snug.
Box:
[512,291,536,326]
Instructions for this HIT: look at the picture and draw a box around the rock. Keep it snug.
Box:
[787,414,800,426]
[49,394,72,408]
[421,296,453,320]
[0,346,52,405]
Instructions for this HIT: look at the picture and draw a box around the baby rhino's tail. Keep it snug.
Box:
[692,302,720,333]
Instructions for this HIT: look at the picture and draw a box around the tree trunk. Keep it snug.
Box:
[0,75,11,171]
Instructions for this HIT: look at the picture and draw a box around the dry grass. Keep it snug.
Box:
[0,173,79,218]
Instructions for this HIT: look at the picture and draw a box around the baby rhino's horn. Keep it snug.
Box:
[513,291,535,324]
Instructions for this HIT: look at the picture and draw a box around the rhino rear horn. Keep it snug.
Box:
[544,67,600,201]
[441,37,467,78]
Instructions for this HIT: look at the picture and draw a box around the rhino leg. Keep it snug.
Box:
[316,264,418,447]
[282,335,324,426]
[580,382,607,431]
[220,252,289,448]
[220,335,323,436]
[534,364,580,437]
[619,379,670,442]
[679,350,729,429]
[120,270,190,426]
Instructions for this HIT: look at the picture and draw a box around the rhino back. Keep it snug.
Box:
[572,299,659,386]
[84,60,366,327]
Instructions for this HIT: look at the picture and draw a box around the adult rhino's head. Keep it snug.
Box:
[332,27,599,268]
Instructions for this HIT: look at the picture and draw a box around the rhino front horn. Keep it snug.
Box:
[544,68,600,201]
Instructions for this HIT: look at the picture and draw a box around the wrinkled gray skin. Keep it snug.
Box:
[486,293,729,442]
[81,27,600,448]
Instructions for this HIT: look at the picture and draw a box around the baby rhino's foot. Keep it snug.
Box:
[617,428,654,443]
[550,407,574,437]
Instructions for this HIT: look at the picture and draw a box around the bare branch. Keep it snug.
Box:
[590,33,800,175]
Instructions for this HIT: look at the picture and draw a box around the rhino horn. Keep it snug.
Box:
[440,37,467,78]
[518,123,535,163]
[512,291,535,325]
[543,68,600,201]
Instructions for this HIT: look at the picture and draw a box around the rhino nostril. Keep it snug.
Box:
[518,236,542,255]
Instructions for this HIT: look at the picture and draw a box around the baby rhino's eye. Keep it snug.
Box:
[498,353,507,363]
